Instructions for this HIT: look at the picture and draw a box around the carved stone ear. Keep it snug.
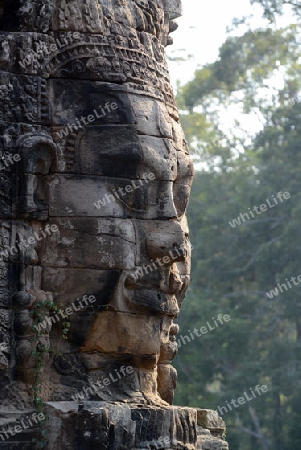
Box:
[16,136,55,174]
[14,136,56,219]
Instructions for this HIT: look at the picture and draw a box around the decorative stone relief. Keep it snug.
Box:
[0,1,229,449]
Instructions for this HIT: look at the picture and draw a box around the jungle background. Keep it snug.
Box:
[172,1,301,448]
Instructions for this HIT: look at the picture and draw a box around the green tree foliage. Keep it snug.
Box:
[250,0,301,21]
[174,8,301,450]
[179,26,301,113]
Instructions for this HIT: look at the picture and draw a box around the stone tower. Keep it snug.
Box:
[0,1,228,448]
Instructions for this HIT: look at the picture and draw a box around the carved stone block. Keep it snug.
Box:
[0,0,230,448]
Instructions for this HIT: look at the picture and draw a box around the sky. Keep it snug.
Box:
[167,0,265,86]
[166,0,296,154]
[166,0,267,148]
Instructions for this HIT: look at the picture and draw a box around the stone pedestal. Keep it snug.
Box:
[196,410,228,450]
[44,402,197,450]
[0,404,229,449]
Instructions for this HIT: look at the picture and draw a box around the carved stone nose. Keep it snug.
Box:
[142,220,187,264]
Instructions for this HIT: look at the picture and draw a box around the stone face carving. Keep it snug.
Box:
[0,0,193,405]
[0,1,229,449]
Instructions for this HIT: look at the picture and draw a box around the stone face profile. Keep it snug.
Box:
[0,1,229,448]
